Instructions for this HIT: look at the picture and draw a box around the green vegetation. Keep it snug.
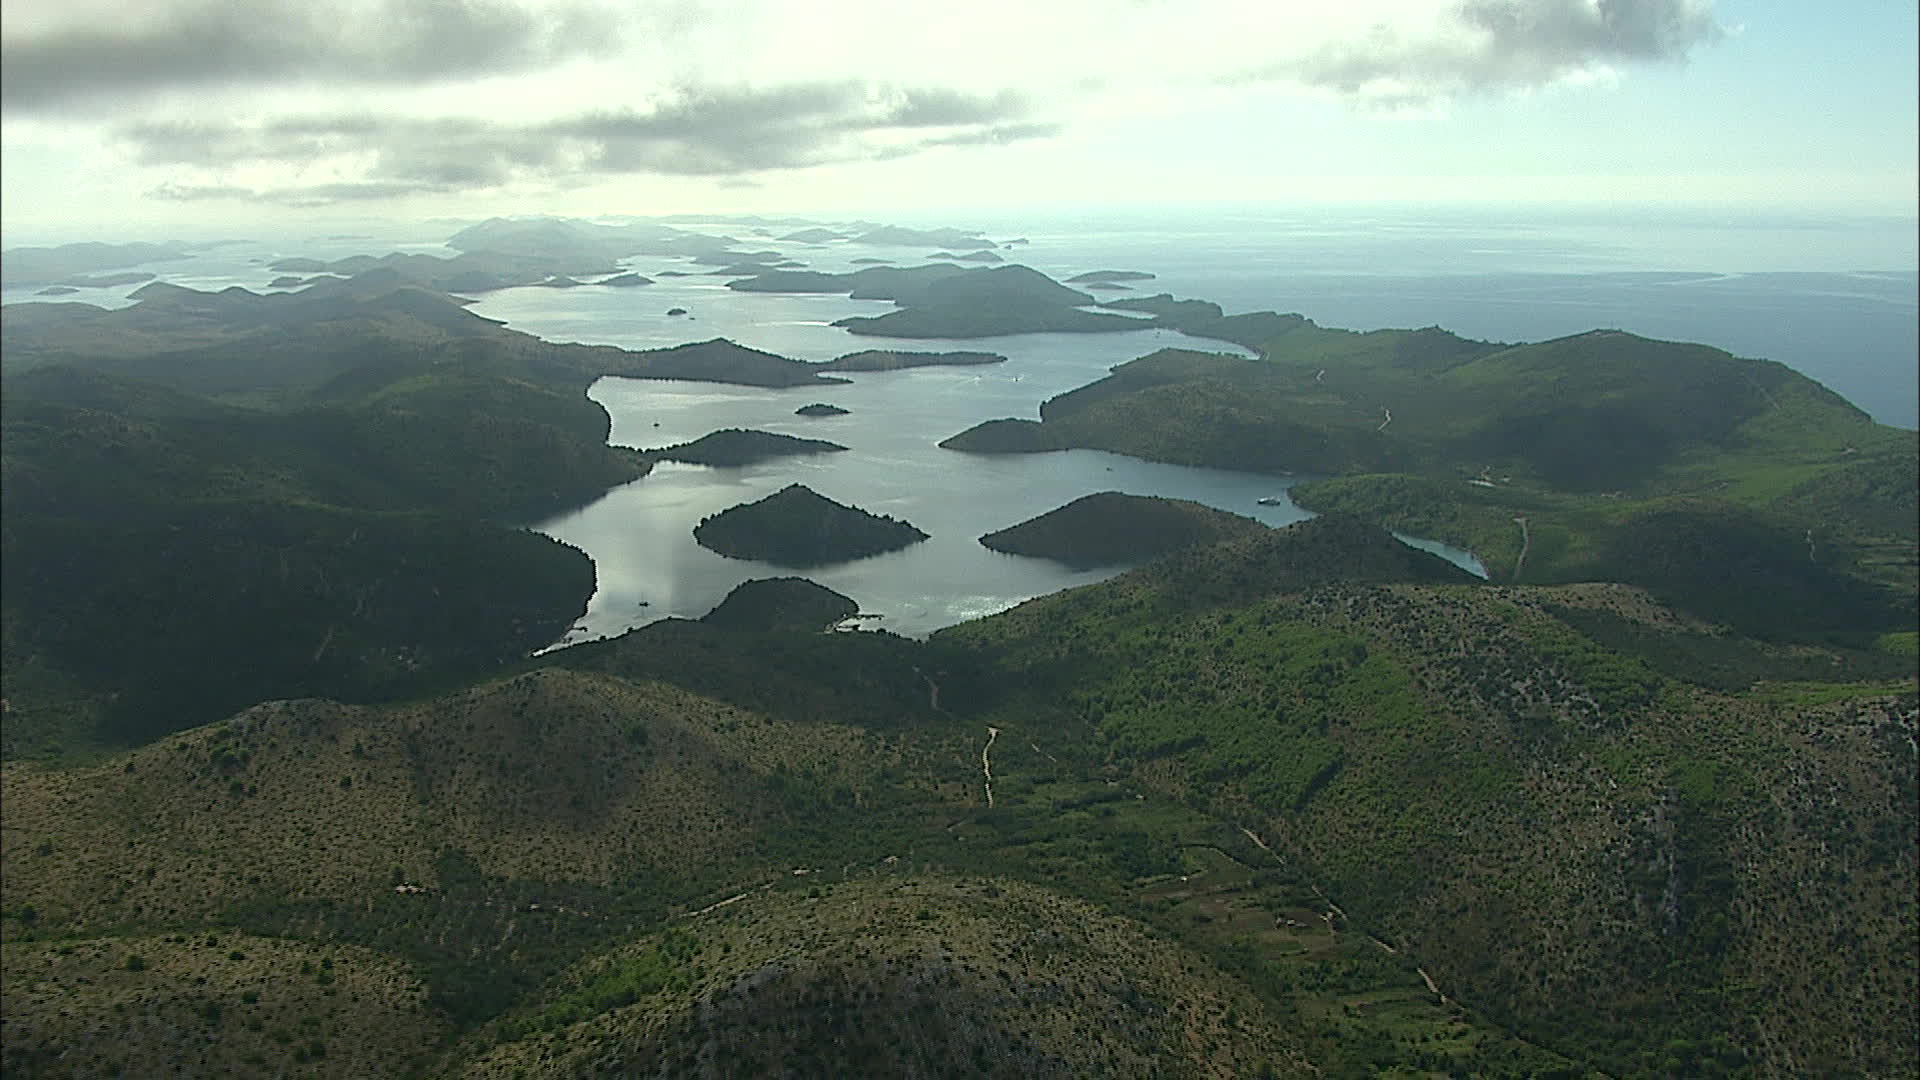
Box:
[642,427,847,467]
[817,348,1006,371]
[694,484,929,567]
[0,278,869,759]
[938,320,1914,641]
[979,491,1270,568]
[700,578,859,632]
[1,246,1912,1078]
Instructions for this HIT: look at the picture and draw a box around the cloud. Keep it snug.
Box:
[1242,0,1722,100]
[1,0,624,111]
[123,82,1054,203]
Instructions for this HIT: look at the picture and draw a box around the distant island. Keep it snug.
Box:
[979,492,1271,568]
[928,250,1003,263]
[830,265,1147,339]
[700,577,859,631]
[817,350,1007,371]
[852,226,994,248]
[59,271,157,288]
[1,241,186,286]
[643,428,847,467]
[796,403,850,416]
[597,272,653,287]
[694,484,928,567]
[1067,270,1156,283]
[777,228,845,244]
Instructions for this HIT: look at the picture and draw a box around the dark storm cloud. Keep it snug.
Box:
[1,0,623,110]
[125,82,1053,203]
[1238,0,1721,98]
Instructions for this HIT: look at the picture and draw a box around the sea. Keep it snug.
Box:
[5,205,1914,645]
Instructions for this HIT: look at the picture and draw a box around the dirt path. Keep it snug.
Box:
[980,726,1000,808]
[1511,515,1532,581]
[913,667,944,712]
[680,883,773,919]
[1377,407,1393,432]
[1239,827,1282,863]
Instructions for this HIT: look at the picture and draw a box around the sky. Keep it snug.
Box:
[1,0,1915,237]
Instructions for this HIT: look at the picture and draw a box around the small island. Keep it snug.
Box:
[694,484,929,567]
[796,403,850,417]
[701,577,859,631]
[818,350,1007,371]
[268,275,308,288]
[34,285,80,296]
[1066,270,1156,283]
[644,428,847,467]
[666,307,688,316]
[598,272,653,287]
[777,227,845,244]
[978,492,1270,568]
[830,265,1147,338]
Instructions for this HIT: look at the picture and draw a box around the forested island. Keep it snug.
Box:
[644,428,847,467]
[693,484,929,566]
[979,492,1271,567]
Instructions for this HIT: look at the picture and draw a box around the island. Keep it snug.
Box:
[597,272,653,287]
[1,241,186,286]
[928,250,1003,263]
[690,250,783,266]
[267,275,308,288]
[852,225,994,248]
[777,227,845,244]
[829,265,1149,339]
[849,257,893,265]
[33,285,79,296]
[700,577,859,631]
[666,307,689,316]
[60,271,158,288]
[817,350,1007,371]
[978,492,1271,568]
[796,403,850,417]
[644,428,847,467]
[1067,270,1157,283]
[693,483,928,567]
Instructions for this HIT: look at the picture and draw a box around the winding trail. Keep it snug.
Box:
[981,726,1000,808]
[1239,827,1281,862]
[1377,407,1393,432]
[913,666,945,713]
[1511,516,1532,581]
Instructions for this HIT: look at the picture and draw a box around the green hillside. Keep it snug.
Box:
[979,491,1272,568]
[940,324,1917,638]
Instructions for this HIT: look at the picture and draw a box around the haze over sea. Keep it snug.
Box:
[7,205,1912,642]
